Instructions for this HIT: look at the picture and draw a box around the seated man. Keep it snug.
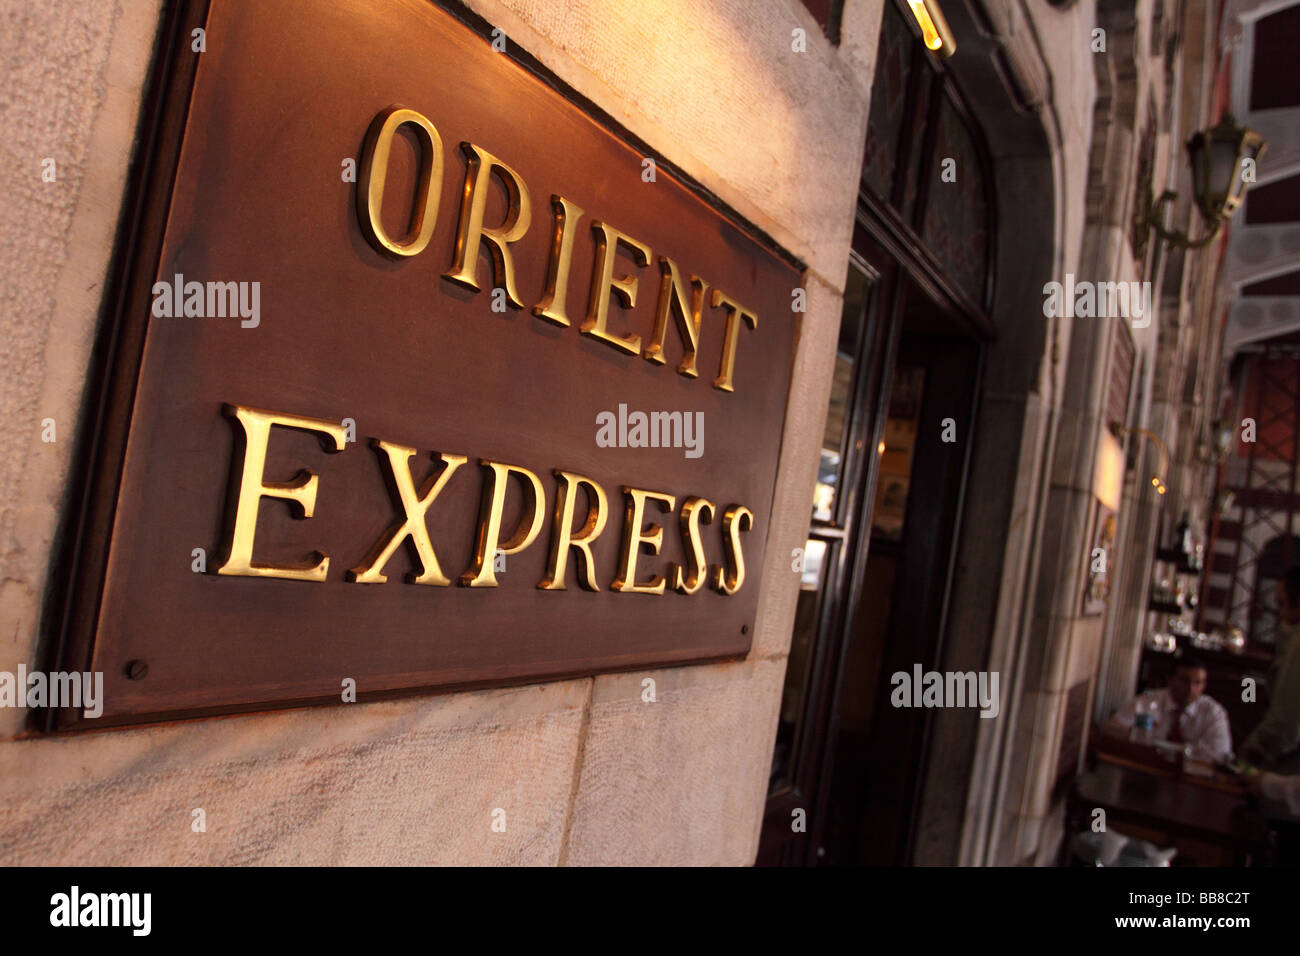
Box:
[1104,655,1233,762]
[1241,565,1300,771]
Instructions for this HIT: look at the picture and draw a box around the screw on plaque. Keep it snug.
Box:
[741,625,749,635]
[125,659,149,680]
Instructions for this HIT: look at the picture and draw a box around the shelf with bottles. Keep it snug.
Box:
[1153,511,1204,573]
[1144,619,1248,661]
[1149,572,1196,616]
[1148,580,1196,616]
[1147,511,1204,615]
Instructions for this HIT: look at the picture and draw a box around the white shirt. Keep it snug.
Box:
[1111,688,1234,762]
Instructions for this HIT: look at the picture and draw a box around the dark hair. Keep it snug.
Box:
[1175,653,1207,673]
[1282,565,1300,607]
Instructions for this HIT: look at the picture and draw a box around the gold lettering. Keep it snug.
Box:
[357,107,445,258]
[532,195,585,327]
[711,504,754,595]
[217,405,346,582]
[611,486,676,594]
[348,443,468,585]
[538,470,607,590]
[669,497,715,594]
[444,143,532,307]
[644,257,707,377]
[582,221,651,355]
[460,460,546,587]
[710,289,758,392]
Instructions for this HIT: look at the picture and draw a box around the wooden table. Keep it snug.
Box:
[1067,762,1274,866]
[1093,737,1247,795]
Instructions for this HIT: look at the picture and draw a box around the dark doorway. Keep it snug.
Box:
[818,284,981,865]
[757,224,987,865]
[757,0,995,866]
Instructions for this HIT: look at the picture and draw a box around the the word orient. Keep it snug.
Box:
[356,105,760,393]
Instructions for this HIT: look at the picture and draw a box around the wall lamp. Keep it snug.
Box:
[1134,115,1266,250]
[906,1,956,57]
[1110,422,1168,495]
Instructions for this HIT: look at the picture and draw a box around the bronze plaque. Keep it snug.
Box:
[52,0,801,726]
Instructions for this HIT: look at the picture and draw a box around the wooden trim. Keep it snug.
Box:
[40,0,212,732]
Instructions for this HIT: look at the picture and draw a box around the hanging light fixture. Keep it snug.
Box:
[1135,115,1267,250]
[905,1,956,57]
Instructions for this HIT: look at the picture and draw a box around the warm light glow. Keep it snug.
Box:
[1157,485,1167,495]
[1094,435,1124,512]
[1151,476,1160,487]
[878,441,886,454]
[907,1,943,49]
[906,1,954,55]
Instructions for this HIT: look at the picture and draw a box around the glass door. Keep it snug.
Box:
[757,243,896,866]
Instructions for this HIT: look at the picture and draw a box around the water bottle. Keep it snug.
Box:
[1131,692,1156,744]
